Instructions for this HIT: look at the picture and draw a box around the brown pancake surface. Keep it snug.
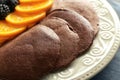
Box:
[0,25,60,80]
[41,17,80,68]
[51,0,99,35]
[48,9,94,53]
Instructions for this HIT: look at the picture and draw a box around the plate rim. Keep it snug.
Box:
[75,0,120,80]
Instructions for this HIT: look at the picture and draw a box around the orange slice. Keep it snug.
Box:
[0,21,26,37]
[0,36,14,44]
[0,36,10,40]
[6,12,46,26]
[0,40,5,44]
[15,0,53,13]
[0,37,9,43]
[0,33,20,44]
[19,0,48,3]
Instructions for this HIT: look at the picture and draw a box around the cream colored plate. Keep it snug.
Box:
[42,0,120,80]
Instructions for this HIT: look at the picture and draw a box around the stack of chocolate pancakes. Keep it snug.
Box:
[0,0,99,80]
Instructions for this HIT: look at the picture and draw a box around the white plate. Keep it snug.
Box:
[42,0,120,80]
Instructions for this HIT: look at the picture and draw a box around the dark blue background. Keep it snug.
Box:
[91,0,120,80]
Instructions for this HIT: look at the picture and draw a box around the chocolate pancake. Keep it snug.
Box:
[51,0,99,35]
[48,9,94,53]
[0,0,99,80]
[0,25,60,80]
[41,17,80,68]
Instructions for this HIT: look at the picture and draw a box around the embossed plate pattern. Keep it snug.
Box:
[42,0,120,80]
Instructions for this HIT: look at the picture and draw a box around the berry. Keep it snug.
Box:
[0,4,11,20]
[0,0,19,20]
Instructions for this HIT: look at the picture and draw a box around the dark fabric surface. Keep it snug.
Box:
[91,0,120,80]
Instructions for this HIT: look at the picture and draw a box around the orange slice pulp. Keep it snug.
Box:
[0,21,26,37]
[6,12,46,26]
[15,0,54,13]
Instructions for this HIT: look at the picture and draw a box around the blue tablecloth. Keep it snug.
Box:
[91,0,120,80]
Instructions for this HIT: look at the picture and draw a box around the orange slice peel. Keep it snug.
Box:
[19,0,48,3]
